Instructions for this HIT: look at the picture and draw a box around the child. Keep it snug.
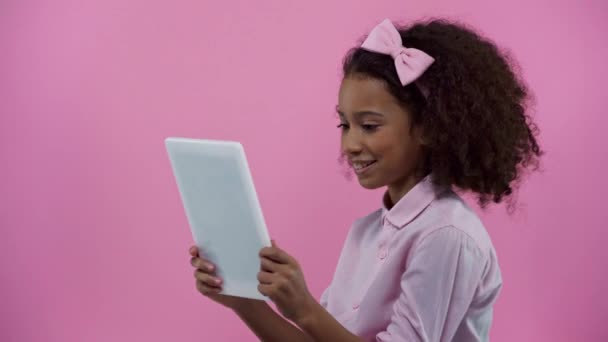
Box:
[189,17,541,342]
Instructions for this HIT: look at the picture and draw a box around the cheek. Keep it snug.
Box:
[378,136,420,167]
[369,133,402,160]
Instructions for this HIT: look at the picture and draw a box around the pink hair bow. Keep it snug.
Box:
[361,18,434,87]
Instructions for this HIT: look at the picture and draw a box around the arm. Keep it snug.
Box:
[294,227,487,342]
[295,301,365,342]
[236,228,486,342]
[235,290,366,342]
[375,227,487,342]
[233,300,314,342]
[233,285,365,342]
[246,241,364,342]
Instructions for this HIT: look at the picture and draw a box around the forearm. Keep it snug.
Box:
[295,301,364,342]
[233,300,313,342]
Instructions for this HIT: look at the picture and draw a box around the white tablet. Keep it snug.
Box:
[165,137,271,300]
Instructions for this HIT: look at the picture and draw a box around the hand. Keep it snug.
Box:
[258,240,316,324]
[189,245,262,311]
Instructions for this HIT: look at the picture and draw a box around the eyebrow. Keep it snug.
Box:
[335,106,385,119]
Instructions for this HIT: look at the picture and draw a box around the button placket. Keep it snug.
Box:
[352,217,396,312]
[378,222,394,261]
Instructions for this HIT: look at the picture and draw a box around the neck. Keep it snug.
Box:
[385,173,426,209]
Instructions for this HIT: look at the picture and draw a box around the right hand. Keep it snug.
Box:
[189,245,262,311]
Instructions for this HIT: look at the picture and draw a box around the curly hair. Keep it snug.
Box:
[341,18,542,209]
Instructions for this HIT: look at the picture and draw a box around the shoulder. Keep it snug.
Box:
[416,191,496,257]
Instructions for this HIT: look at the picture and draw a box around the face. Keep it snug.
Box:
[337,74,425,195]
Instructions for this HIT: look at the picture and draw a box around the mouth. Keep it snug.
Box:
[351,160,377,175]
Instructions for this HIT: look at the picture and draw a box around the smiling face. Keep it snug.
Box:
[337,74,426,202]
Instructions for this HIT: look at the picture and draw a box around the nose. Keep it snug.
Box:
[341,129,363,157]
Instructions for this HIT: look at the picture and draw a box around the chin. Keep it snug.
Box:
[357,177,385,190]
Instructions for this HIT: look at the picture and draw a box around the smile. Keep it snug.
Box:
[352,160,377,175]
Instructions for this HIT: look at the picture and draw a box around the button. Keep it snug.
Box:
[378,246,388,260]
[352,301,360,310]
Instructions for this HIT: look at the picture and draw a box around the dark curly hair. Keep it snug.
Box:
[341,18,542,209]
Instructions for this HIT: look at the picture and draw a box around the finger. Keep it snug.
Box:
[257,270,276,284]
[190,257,215,272]
[189,246,199,257]
[259,246,291,264]
[194,269,223,287]
[196,279,222,295]
[257,283,273,298]
[260,256,281,272]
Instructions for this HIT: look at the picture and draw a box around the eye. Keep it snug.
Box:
[336,123,349,130]
[362,124,379,132]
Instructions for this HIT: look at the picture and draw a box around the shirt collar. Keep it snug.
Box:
[381,174,445,229]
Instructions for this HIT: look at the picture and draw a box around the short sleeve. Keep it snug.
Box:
[376,227,487,342]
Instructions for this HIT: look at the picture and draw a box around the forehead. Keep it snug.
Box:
[338,76,399,113]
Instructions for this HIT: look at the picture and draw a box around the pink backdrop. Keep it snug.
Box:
[1,0,607,341]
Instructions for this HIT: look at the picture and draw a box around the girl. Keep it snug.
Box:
[188,18,541,342]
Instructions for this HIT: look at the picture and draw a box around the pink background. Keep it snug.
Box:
[1,0,607,341]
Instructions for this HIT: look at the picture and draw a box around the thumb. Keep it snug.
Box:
[271,239,277,247]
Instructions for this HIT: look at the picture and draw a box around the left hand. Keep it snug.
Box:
[258,240,316,323]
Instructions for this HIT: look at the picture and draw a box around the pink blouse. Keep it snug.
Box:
[320,175,503,341]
